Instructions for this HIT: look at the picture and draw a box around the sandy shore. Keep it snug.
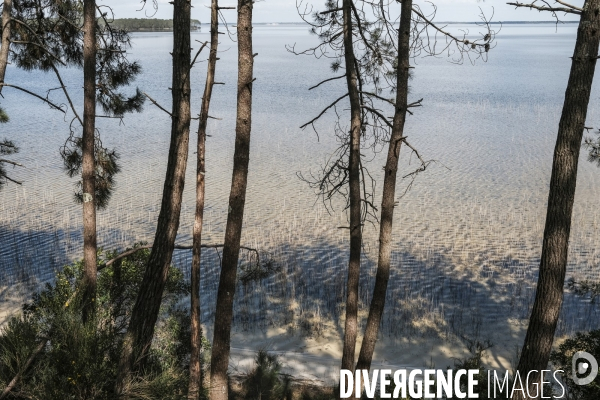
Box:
[0,285,27,328]
[219,317,530,385]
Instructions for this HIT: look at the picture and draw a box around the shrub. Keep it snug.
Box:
[550,329,600,400]
[240,350,292,400]
[0,244,202,399]
[444,339,494,400]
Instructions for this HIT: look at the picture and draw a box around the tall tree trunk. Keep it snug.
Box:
[513,2,600,399]
[0,0,11,92]
[354,0,412,386]
[188,0,219,398]
[208,0,253,399]
[116,0,191,392]
[339,0,363,390]
[81,0,97,324]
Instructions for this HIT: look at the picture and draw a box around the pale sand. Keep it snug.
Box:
[211,315,530,385]
[0,285,27,329]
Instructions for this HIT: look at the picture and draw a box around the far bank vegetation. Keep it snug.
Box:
[100,18,202,32]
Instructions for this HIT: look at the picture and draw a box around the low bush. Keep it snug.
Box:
[550,329,600,400]
[236,350,292,400]
[0,244,204,399]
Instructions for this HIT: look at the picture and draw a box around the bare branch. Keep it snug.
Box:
[0,159,24,167]
[320,7,343,14]
[143,92,172,117]
[300,93,349,129]
[190,40,209,69]
[2,175,23,185]
[50,64,83,125]
[360,105,393,128]
[359,91,395,106]
[0,83,65,112]
[309,74,345,90]
[98,243,260,271]
[507,1,581,15]
[555,0,583,11]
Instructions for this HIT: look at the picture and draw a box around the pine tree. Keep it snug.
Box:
[5,0,144,321]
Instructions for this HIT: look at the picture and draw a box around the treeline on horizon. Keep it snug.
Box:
[101,18,202,31]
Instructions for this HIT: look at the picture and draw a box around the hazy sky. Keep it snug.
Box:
[104,0,582,24]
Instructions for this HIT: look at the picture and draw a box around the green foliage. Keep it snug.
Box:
[584,131,600,168]
[567,278,600,303]
[9,0,144,208]
[11,0,83,71]
[98,18,202,31]
[0,107,8,123]
[238,350,293,400]
[0,246,201,399]
[550,329,600,400]
[0,139,20,189]
[445,339,494,400]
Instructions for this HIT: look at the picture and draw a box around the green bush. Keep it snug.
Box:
[444,339,494,400]
[550,329,600,400]
[239,350,292,400]
[0,244,203,399]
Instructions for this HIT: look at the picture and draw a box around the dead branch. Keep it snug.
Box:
[360,105,393,128]
[98,243,260,271]
[359,91,395,106]
[1,175,22,185]
[300,93,349,129]
[50,64,83,125]
[190,40,209,69]
[0,83,65,112]
[143,92,172,117]
[309,74,345,90]
[507,1,582,14]
[0,159,24,167]
[320,7,343,14]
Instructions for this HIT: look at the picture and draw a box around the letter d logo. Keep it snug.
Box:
[572,351,598,386]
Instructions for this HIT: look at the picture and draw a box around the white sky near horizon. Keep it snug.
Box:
[102,0,583,24]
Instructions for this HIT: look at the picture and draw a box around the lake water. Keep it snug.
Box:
[1,23,600,349]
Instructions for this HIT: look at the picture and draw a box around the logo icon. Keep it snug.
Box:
[572,351,598,386]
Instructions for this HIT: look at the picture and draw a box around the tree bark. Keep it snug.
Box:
[81,0,97,324]
[0,0,11,93]
[188,0,219,398]
[339,0,363,394]
[208,1,253,399]
[354,0,412,386]
[116,0,191,392]
[513,2,600,398]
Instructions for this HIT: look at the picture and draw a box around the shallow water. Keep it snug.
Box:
[1,23,600,345]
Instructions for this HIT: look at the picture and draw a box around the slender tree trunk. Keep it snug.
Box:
[188,0,219,398]
[354,0,412,385]
[513,2,600,399]
[339,0,363,392]
[81,0,97,324]
[116,0,191,392]
[208,1,253,399]
[0,0,11,92]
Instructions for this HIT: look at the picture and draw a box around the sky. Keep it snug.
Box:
[103,0,582,24]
